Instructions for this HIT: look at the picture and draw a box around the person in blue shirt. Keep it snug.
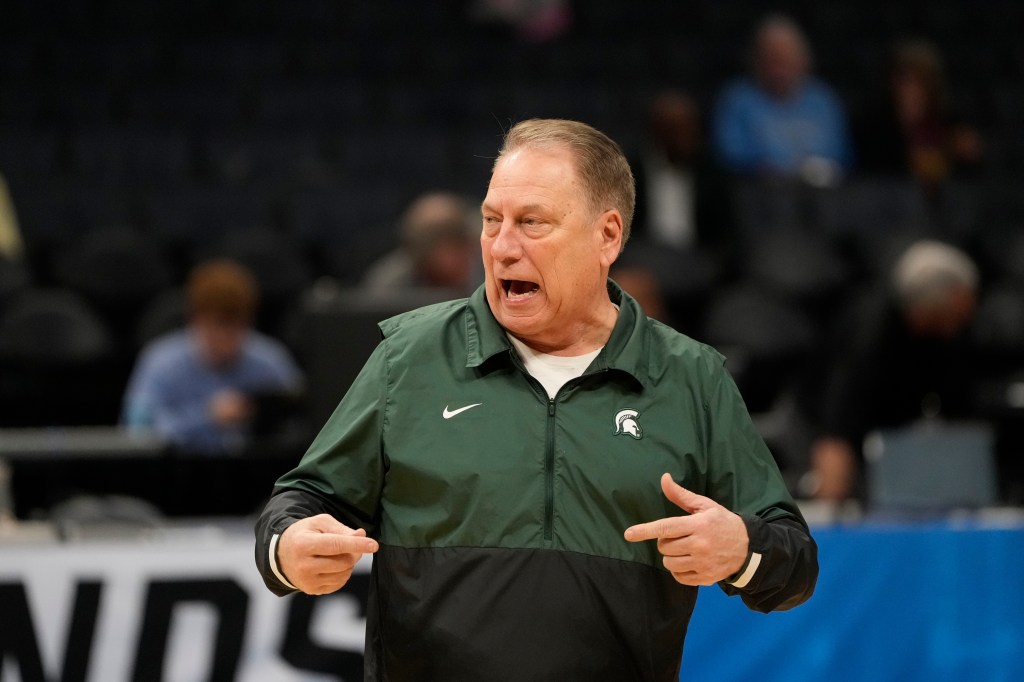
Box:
[122,259,304,454]
[713,14,853,183]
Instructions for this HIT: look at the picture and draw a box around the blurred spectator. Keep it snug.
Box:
[122,259,304,454]
[713,14,853,184]
[609,265,668,323]
[468,0,572,42]
[805,240,980,501]
[617,91,729,332]
[0,175,24,261]
[857,39,984,194]
[363,191,481,294]
[630,90,733,255]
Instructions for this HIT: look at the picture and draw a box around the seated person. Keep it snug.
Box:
[857,39,984,195]
[805,240,980,501]
[122,259,304,454]
[362,191,481,294]
[713,14,853,183]
[630,90,733,254]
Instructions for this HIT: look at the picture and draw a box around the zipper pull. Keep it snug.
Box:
[548,399,555,416]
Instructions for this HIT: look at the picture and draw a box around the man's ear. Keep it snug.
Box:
[598,209,624,268]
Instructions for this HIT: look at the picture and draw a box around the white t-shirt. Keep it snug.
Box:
[506,334,602,399]
[645,152,696,250]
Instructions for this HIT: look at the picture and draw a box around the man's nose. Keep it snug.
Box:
[489,221,522,262]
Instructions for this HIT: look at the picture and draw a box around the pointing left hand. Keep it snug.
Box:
[624,473,749,586]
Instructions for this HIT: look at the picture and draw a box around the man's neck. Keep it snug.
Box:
[509,299,619,357]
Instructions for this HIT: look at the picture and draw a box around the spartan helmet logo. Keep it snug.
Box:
[613,408,643,440]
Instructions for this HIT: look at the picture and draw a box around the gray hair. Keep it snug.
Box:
[893,240,979,310]
[495,119,636,247]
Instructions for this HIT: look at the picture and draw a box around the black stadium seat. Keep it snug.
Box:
[701,285,819,414]
[0,256,31,312]
[70,128,193,188]
[52,227,174,341]
[0,289,119,426]
[741,230,851,317]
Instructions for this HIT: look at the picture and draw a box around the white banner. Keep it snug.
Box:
[0,532,371,682]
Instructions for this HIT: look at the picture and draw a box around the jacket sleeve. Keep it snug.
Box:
[254,488,349,596]
[254,341,389,596]
[702,361,819,612]
[720,514,817,612]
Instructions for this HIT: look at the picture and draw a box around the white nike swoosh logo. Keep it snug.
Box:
[442,403,482,419]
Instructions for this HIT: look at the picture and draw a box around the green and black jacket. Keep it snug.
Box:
[256,281,817,681]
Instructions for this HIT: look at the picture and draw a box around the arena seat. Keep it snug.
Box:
[0,256,31,311]
[865,422,999,514]
[133,288,186,350]
[816,177,931,239]
[741,230,850,312]
[701,285,819,414]
[70,128,193,188]
[141,184,277,246]
[201,131,332,187]
[0,288,119,426]
[52,226,174,341]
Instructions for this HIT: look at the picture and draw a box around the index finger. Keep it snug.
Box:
[624,516,695,543]
[303,531,379,556]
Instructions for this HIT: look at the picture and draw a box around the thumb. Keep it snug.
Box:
[306,513,357,535]
[660,473,712,514]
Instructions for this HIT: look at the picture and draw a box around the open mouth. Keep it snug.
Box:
[501,279,540,300]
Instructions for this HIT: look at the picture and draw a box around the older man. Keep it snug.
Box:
[808,240,981,501]
[713,14,852,180]
[362,191,481,294]
[255,120,816,680]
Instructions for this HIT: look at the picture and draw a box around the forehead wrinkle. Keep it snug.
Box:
[485,149,586,222]
[492,148,580,185]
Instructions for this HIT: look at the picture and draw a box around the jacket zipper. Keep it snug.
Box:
[544,398,556,542]
[508,350,561,544]
[511,358,605,544]
[540,372,602,542]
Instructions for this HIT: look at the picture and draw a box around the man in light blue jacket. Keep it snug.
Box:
[713,14,853,182]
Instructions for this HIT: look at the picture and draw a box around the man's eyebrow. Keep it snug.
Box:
[480,202,550,214]
[518,204,549,214]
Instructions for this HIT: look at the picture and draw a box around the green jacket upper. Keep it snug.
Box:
[256,281,817,681]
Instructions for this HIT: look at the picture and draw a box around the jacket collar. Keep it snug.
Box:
[464,280,649,390]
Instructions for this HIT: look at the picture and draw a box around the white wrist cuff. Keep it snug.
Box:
[727,551,762,589]
[269,533,298,591]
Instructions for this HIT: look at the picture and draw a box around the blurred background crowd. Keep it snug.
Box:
[1,0,1023,524]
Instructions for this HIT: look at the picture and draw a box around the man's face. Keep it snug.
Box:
[419,235,475,290]
[480,146,622,353]
[905,287,977,339]
[651,96,701,165]
[755,28,808,98]
[192,315,249,368]
[892,70,931,125]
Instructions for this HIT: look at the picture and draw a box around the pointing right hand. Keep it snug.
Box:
[277,514,379,595]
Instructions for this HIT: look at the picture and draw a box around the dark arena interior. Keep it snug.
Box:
[0,2,1022,680]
